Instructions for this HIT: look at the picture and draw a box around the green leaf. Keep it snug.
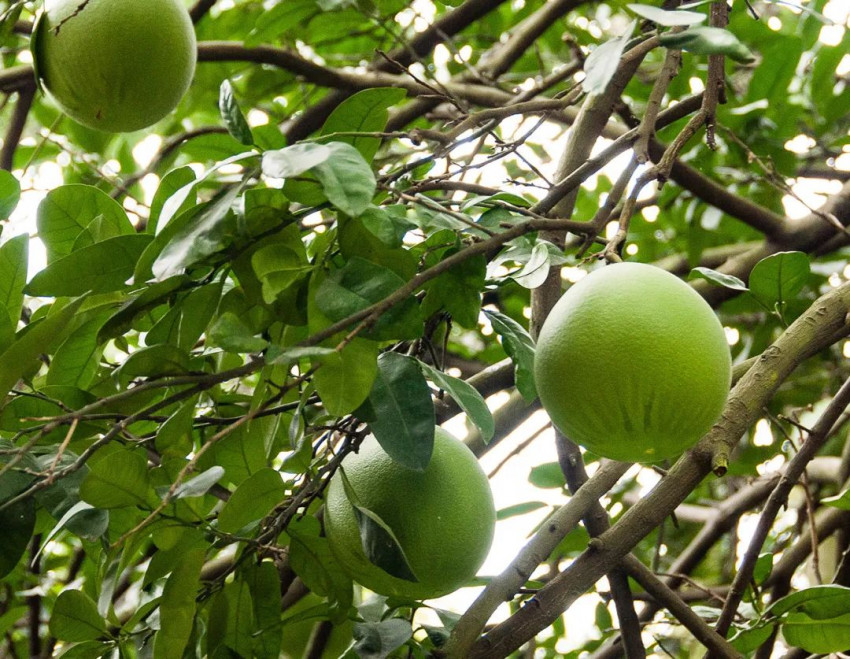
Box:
[47,311,110,389]
[49,589,107,642]
[418,361,494,442]
[312,142,377,216]
[528,462,566,489]
[0,471,36,578]
[782,611,850,654]
[627,3,706,26]
[173,467,225,500]
[822,487,850,510]
[0,234,28,333]
[338,468,418,582]
[660,26,755,63]
[351,619,413,659]
[155,396,198,457]
[286,516,353,623]
[26,234,153,297]
[0,295,87,404]
[748,251,810,309]
[262,142,333,179]
[251,243,311,305]
[583,21,636,95]
[0,170,20,219]
[496,501,547,520]
[152,185,241,281]
[219,79,254,146]
[217,468,286,535]
[312,338,378,417]
[154,548,205,659]
[510,241,551,289]
[366,352,435,471]
[689,267,749,291]
[208,312,269,353]
[245,562,283,659]
[146,281,223,351]
[319,87,407,162]
[729,623,774,654]
[79,449,151,509]
[753,552,773,584]
[316,256,422,340]
[148,166,196,235]
[770,585,850,619]
[36,184,133,263]
[114,344,192,386]
[484,309,536,400]
[422,251,486,328]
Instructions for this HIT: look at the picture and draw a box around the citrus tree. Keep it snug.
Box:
[1,0,850,657]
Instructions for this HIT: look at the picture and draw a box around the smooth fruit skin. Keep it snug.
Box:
[33,0,197,132]
[534,262,731,463]
[324,429,496,600]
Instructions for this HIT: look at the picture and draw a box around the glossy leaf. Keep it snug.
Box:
[366,352,435,471]
[484,309,536,401]
[219,79,254,146]
[48,589,107,642]
[418,361,494,442]
[0,170,20,219]
[660,26,755,63]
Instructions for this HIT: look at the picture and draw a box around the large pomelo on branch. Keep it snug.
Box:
[324,429,496,600]
[32,0,197,132]
[534,262,731,463]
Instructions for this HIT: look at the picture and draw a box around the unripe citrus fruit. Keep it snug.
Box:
[32,0,197,132]
[324,429,495,600]
[534,262,731,463]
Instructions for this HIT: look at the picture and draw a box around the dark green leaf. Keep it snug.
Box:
[0,295,87,403]
[26,234,153,297]
[219,79,254,146]
[0,234,28,335]
[0,170,20,219]
[217,468,286,534]
[484,309,536,400]
[152,184,241,280]
[79,449,151,509]
[748,251,810,309]
[319,87,407,162]
[0,471,36,578]
[245,561,283,659]
[730,623,774,654]
[154,548,205,659]
[251,243,311,305]
[496,501,547,520]
[48,590,107,642]
[366,352,435,471]
[208,312,269,353]
[352,619,413,659]
[660,26,755,63]
[418,361,494,442]
[316,256,422,340]
[313,338,379,416]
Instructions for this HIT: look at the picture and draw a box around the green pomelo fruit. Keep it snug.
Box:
[32,0,197,132]
[534,262,731,463]
[324,428,495,600]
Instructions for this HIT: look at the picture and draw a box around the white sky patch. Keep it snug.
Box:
[132,134,162,168]
[752,418,774,447]
[724,326,740,346]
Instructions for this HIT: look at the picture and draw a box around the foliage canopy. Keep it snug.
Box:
[0,0,849,657]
